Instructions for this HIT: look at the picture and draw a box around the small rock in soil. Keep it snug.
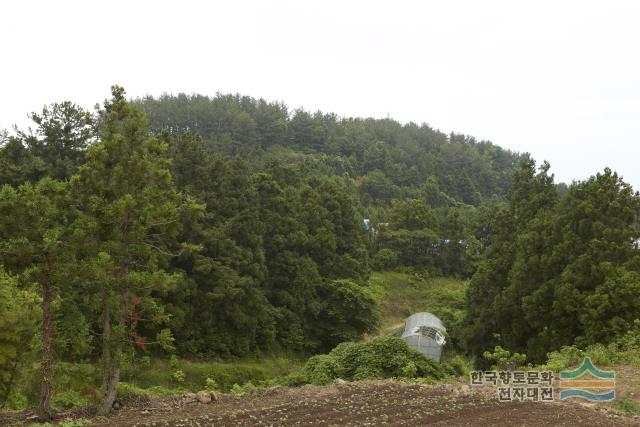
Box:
[196,390,212,404]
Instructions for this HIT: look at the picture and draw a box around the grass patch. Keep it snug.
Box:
[615,398,640,415]
[368,272,467,336]
[121,357,303,393]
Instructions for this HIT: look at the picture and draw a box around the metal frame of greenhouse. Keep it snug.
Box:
[401,312,447,362]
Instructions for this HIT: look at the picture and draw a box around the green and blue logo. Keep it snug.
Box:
[559,357,615,401]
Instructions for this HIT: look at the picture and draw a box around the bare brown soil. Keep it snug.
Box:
[3,379,639,426]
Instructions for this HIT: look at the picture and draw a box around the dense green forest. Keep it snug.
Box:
[1,87,638,420]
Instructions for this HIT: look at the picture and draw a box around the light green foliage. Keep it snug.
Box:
[538,332,640,372]
[448,355,474,377]
[204,377,219,391]
[230,383,245,396]
[53,390,92,410]
[369,272,467,346]
[401,361,418,378]
[156,329,176,353]
[541,346,586,372]
[483,346,527,371]
[51,363,97,409]
[172,369,186,383]
[290,336,455,386]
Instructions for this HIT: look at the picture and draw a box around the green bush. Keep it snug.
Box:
[401,361,418,378]
[172,369,186,383]
[280,370,309,387]
[53,389,92,410]
[540,337,640,372]
[483,346,526,370]
[584,344,611,366]
[229,382,256,396]
[293,336,454,385]
[542,346,585,371]
[448,354,474,377]
[304,355,338,385]
[205,377,219,391]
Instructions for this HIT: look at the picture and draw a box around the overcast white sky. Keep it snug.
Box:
[1,0,639,188]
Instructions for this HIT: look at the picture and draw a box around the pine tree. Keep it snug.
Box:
[0,179,76,420]
[76,86,200,414]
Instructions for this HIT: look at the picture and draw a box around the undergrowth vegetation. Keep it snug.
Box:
[482,321,640,373]
[369,272,467,339]
[280,337,462,386]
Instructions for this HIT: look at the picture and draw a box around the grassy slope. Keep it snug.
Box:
[368,272,467,337]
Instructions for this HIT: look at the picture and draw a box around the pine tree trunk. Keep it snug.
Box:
[98,285,111,415]
[99,287,126,415]
[99,227,130,415]
[37,279,53,421]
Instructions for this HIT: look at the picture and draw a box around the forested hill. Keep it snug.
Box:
[137,93,522,207]
[0,88,528,417]
[2,87,640,420]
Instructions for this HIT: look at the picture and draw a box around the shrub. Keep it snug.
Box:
[584,344,611,366]
[172,369,186,383]
[280,370,309,387]
[116,382,179,399]
[294,336,454,385]
[304,355,338,385]
[53,390,92,410]
[401,362,418,378]
[543,346,585,371]
[448,355,474,377]
[483,346,526,370]
[205,377,219,391]
[230,382,255,396]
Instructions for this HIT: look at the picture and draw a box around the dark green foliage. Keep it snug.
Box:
[464,159,640,363]
[138,94,522,207]
[3,87,639,412]
[163,132,372,356]
[313,280,380,351]
[0,137,47,186]
[372,200,481,277]
[18,102,94,180]
[0,268,38,409]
